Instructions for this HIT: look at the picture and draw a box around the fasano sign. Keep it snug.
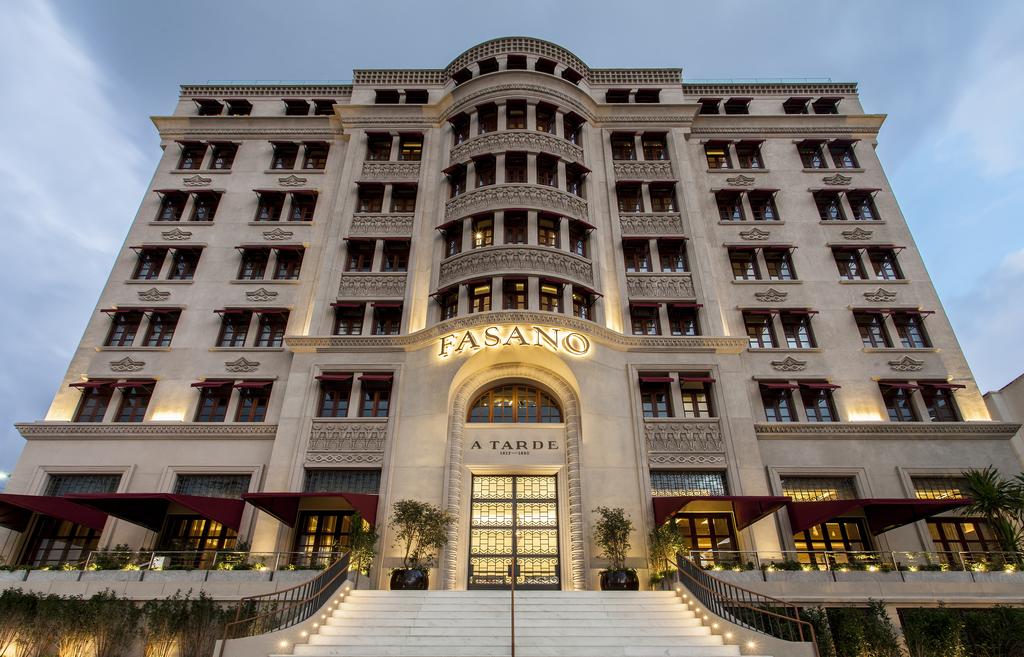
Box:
[437,325,591,358]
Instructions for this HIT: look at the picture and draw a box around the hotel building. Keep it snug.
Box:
[3,37,1022,614]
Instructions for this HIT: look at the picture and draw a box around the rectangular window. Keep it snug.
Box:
[360,378,392,417]
[536,103,556,134]
[650,470,727,497]
[745,312,777,349]
[208,142,236,170]
[439,290,458,320]
[271,142,299,169]
[73,385,113,422]
[730,249,760,280]
[504,212,527,244]
[357,185,384,213]
[318,377,352,418]
[611,134,636,161]
[815,192,846,221]
[374,90,399,104]
[617,185,644,213]
[893,312,931,348]
[478,104,497,134]
[606,89,630,103]
[175,474,251,498]
[194,98,223,116]
[313,99,336,115]
[177,142,206,170]
[760,384,795,422]
[642,134,668,161]
[289,193,317,221]
[448,167,466,197]
[132,248,166,280]
[382,240,409,272]
[569,222,589,258]
[812,97,841,114]
[472,216,494,248]
[855,312,891,348]
[238,248,269,280]
[698,98,721,115]
[649,184,677,212]
[217,311,252,347]
[669,306,700,336]
[475,156,496,187]
[659,239,687,272]
[723,97,750,115]
[834,248,866,280]
[623,240,652,272]
[224,99,252,116]
[304,469,382,494]
[563,114,583,145]
[798,141,826,168]
[868,248,903,280]
[782,476,858,502]
[639,376,672,418]
[538,215,560,248]
[235,383,271,422]
[503,279,527,310]
[105,311,142,347]
[468,283,492,313]
[800,383,837,422]
[748,192,779,221]
[284,99,311,115]
[333,304,364,335]
[346,240,374,272]
[630,305,660,335]
[736,141,764,169]
[783,97,810,115]
[829,141,858,168]
[143,311,179,347]
[190,192,220,222]
[372,305,402,335]
[443,228,462,257]
[921,384,962,422]
[928,519,999,561]
[572,291,594,321]
[679,375,713,417]
[881,383,919,422]
[705,143,731,169]
[848,192,880,221]
[114,384,152,422]
[506,101,526,129]
[255,192,285,222]
[21,517,103,568]
[366,134,392,161]
[781,312,816,349]
[635,89,660,104]
[505,152,527,183]
[273,249,303,280]
[398,134,422,161]
[763,248,796,280]
[255,312,288,347]
[194,382,232,422]
[537,154,558,187]
[451,114,470,145]
[913,477,967,500]
[716,191,744,222]
[390,185,417,213]
[156,192,187,222]
[538,281,562,312]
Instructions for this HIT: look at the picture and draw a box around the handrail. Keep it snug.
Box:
[675,556,819,657]
[222,552,351,641]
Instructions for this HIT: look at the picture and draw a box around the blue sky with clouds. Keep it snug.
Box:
[0,0,1022,471]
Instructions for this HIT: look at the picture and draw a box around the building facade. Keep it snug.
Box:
[4,37,1022,593]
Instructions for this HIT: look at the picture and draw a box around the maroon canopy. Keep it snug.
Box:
[653,495,790,529]
[0,494,108,532]
[68,493,245,532]
[243,492,379,527]
[786,498,968,535]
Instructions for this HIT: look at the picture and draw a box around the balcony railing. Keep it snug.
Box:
[683,549,1024,576]
[76,550,340,572]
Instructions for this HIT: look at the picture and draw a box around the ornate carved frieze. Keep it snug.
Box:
[645,419,725,466]
[338,273,407,298]
[755,422,1021,439]
[262,228,294,241]
[224,357,260,373]
[739,227,771,241]
[182,174,211,187]
[245,288,278,302]
[771,356,807,372]
[863,288,897,302]
[277,175,307,187]
[754,288,788,302]
[16,422,278,439]
[822,173,853,185]
[618,213,684,237]
[450,131,584,166]
[161,227,192,241]
[307,420,387,464]
[360,161,421,182]
[625,273,695,299]
[109,356,145,372]
[444,184,588,223]
[889,356,925,372]
[439,246,593,288]
[613,161,674,181]
[349,213,415,238]
[724,174,756,186]
[841,227,873,240]
[137,288,170,302]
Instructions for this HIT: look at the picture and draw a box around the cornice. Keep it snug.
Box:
[16,422,278,440]
[353,70,446,86]
[681,82,858,96]
[449,130,584,166]
[690,115,885,138]
[444,183,588,223]
[152,116,338,140]
[446,37,590,78]
[285,311,748,354]
[444,81,596,123]
[754,422,1021,440]
[589,69,682,85]
[180,84,353,97]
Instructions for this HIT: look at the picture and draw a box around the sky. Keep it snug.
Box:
[0,0,1022,472]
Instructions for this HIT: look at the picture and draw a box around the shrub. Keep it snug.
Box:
[592,506,634,572]
[390,499,454,571]
[800,607,837,657]
[960,606,1024,657]
[827,601,902,657]
[901,606,965,657]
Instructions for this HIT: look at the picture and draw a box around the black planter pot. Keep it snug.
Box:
[390,568,428,590]
[600,569,639,591]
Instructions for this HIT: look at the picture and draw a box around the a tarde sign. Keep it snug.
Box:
[438,325,591,358]
[465,429,564,465]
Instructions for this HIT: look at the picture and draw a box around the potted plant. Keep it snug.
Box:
[647,523,684,589]
[389,499,453,590]
[593,506,638,590]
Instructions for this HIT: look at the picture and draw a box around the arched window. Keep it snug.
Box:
[468,384,562,423]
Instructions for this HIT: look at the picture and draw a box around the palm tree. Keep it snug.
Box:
[961,467,1024,556]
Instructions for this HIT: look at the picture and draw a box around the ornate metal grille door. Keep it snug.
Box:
[468,475,560,589]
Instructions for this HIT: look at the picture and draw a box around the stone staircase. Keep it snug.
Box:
[278,589,769,657]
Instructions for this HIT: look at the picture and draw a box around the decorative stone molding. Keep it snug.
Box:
[754,288,789,303]
[771,356,807,372]
[446,37,589,78]
[864,288,897,303]
[739,227,771,241]
[181,84,352,98]
[841,227,873,240]
[262,228,294,241]
[349,213,415,238]
[450,131,584,166]
[724,174,756,186]
[755,422,1021,439]
[278,175,307,187]
[444,184,588,223]
[224,357,260,373]
[444,84,594,124]
[590,69,682,85]
[625,273,695,299]
[109,356,145,373]
[439,246,593,288]
[613,161,674,181]
[161,227,192,241]
[889,356,925,372]
[182,174,211,187]
[354,70,446,86]
[619,213,684,237]
[822,173,853,185]
[682,82,858,96]
[245,288,278,302]
[359,161,421,182]
[338,273,407,298]
[137,288,171,302]
[286,311,749,355]
[691,126,880,138]
[444,363,585,591]
[306,420,387,465]
[16,422,278,439]
[649,454,726,465]
[644,419,725,465]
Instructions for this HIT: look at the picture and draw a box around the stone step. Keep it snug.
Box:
[315,625,712,637]
[339,602,684,612]
[290,647,745,657]
[331,610,697,621]
[324,616,703,628]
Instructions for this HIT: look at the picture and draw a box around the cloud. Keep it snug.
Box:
[0,1,148,469]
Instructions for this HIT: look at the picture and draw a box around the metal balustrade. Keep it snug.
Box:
[684,549,1024,574]
[80,549,338,572]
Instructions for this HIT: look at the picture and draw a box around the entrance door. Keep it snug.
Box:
[468,475,560,589]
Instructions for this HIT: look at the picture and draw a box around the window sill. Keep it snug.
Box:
[731,279,801,285]
[819,220,886,225]
[208,347,286,352]
[863,347,939,354]
[228,279,302,285]
[247,221,314,227]
[838,279,910,285]
[707,168,770,174]
[170,169,232,175]
[95,346,173,352]
[263,169,325,175]
[719,221,785,226]
[802,167,865,174]
[746,347,822,353]
[123,279,193,285]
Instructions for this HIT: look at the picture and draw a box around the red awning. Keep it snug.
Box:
[669,303,703,309]
[879,382,919,390]
[69,380,115,389]
[111,379,157,389]
[0,494,108,533]
[761,382,798,390]
[234,381,273,389]
[372,302,402,308]
[243,492,379,526]
[679,376,715,383]
[639,376,674,383]
[316,373,353,382]
[786,498,967,535]
[801,382,841,390]
[67,493,245,532]
[191,380,233,388]
[629,302,661,308]
[653,495,790,529]
[331,302,363,308]
[921,382,966,390]
[359,374,393,382]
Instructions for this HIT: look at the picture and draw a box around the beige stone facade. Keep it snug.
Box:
[4,38,1022,602]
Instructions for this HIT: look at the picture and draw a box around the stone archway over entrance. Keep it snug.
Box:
[442,363,586,590]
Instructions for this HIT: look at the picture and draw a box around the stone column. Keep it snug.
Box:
[554,110,564,138]
[461,218,473,252]
[280,193,294,223]
[495,154,506,184]
[465,160,477,189]
[494,211,505,245]
[527,211,539,244]
[527,276,539,310]
[560,284,572,315]
[492,276,504,310]
[753,247,771,280]
[527,153,538,185]
[657,303,671,336]
[457,284,469,317]
[349,375,364,418]
[370,239,385,272]
[669,376,685,417]
[640,184,653,214]
[648,239,662,272]
[559,217,570,252]
[726,142,740,169]
[527,103,537,131]
[496,101,507,131]
[381,184,394,213]
[360,304,375,337]
[556,160,567,190]
[390,134,401,162]
[633,134,644,161]
[739,191,756,223]
[469,110,479,137]
[838,192,858,222]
